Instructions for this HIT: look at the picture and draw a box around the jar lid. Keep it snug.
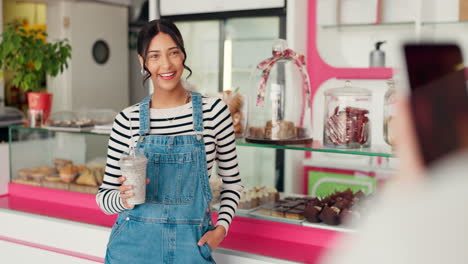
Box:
[325,81,371,96]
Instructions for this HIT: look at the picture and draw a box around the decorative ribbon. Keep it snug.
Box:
[255,46,312,127]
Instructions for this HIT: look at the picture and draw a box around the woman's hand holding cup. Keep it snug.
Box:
[118,176,150,209]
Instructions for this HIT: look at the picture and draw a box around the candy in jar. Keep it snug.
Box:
[324,81,372,148]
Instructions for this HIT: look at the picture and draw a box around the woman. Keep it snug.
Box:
[96,19,243,263]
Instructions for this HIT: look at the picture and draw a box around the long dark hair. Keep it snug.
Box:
[137,19,192,86]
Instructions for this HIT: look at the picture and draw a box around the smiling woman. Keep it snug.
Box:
[96,19,243,264]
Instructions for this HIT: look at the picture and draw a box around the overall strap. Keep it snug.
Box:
[190,91,212,202]
[190,91,204,140]
[139,94,152,137]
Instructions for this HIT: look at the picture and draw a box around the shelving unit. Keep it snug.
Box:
[9,125,395,158]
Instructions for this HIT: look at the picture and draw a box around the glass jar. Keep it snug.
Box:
[324,81,372,149]
[244,39,313,145]
[383,79,396,146]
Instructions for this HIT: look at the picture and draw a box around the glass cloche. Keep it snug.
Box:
[245,39,313,145]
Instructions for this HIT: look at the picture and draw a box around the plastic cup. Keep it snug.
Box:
[119,151,147,205]
[28,109,43,128]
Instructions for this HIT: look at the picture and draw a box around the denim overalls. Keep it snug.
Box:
[105,91,216,264]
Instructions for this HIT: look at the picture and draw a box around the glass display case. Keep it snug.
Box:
[6,124,396,264]
[8,125,108,194]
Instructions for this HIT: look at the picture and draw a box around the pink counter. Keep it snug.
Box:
[1,183,345,264]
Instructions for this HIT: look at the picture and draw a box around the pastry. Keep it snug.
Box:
[53,158,72,171]
[75,165,88,173]
[285,209,305,220]
[92,167,105,185]
[271,206,288,218]
[220,89,244,136]
[76,169,98,187]
[265,120,295,139]
[304,204,322,223]
[294,126,307,138]
[319,206,341,225]
[238,191,253,209]
[257,204,275,216]
[29,170,46,181]
[249,126,265,138]
[59,163,79,183]
[45,174,62,182]
[17,169,30,179]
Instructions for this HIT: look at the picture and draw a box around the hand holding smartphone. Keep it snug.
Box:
[403,43,468,167]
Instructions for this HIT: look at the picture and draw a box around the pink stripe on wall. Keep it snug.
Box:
[376,0,383,24]
[0,235,104,263]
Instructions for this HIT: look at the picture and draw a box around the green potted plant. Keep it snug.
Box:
[0,22,71,123]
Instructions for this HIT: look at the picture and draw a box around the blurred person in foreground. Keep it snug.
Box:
[319,92,468,264]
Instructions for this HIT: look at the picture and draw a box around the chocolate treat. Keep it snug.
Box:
[334,196,344,203]
[271,206,288,218]
[304,204,323,223]
[322,196,335,206]
[342,188,354,200]
[276,199,289,204]
[294,204,306,211]
[273,192,280,202]
[333,199,351,210]
[283,201,302,209]
[339,208,353,224]
[285,209,305,220]
[355,190,365,199]
[319,206,341,225]
[307,197,322,206]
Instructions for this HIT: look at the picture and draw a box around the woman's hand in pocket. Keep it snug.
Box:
[197,225,226,250]
[118,177,150,209]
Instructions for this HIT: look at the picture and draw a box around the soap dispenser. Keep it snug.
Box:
[370,41,386,67]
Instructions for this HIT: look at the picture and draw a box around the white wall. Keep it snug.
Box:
[48,1,129,113]
[70,1,129,111]
[316,0,468,68]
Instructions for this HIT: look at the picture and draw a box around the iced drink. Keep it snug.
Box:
[119,152,147,205]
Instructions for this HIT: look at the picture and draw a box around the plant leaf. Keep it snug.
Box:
[34,60,42,70]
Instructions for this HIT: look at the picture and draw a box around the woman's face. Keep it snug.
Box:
[141,32,185,91]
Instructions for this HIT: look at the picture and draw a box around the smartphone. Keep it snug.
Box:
[403,43,468,167]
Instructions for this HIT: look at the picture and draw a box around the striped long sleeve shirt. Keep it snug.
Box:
[96,96,243,234]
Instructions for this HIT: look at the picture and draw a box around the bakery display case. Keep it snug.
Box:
[8,125,107,194]
[6,120,395,263]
